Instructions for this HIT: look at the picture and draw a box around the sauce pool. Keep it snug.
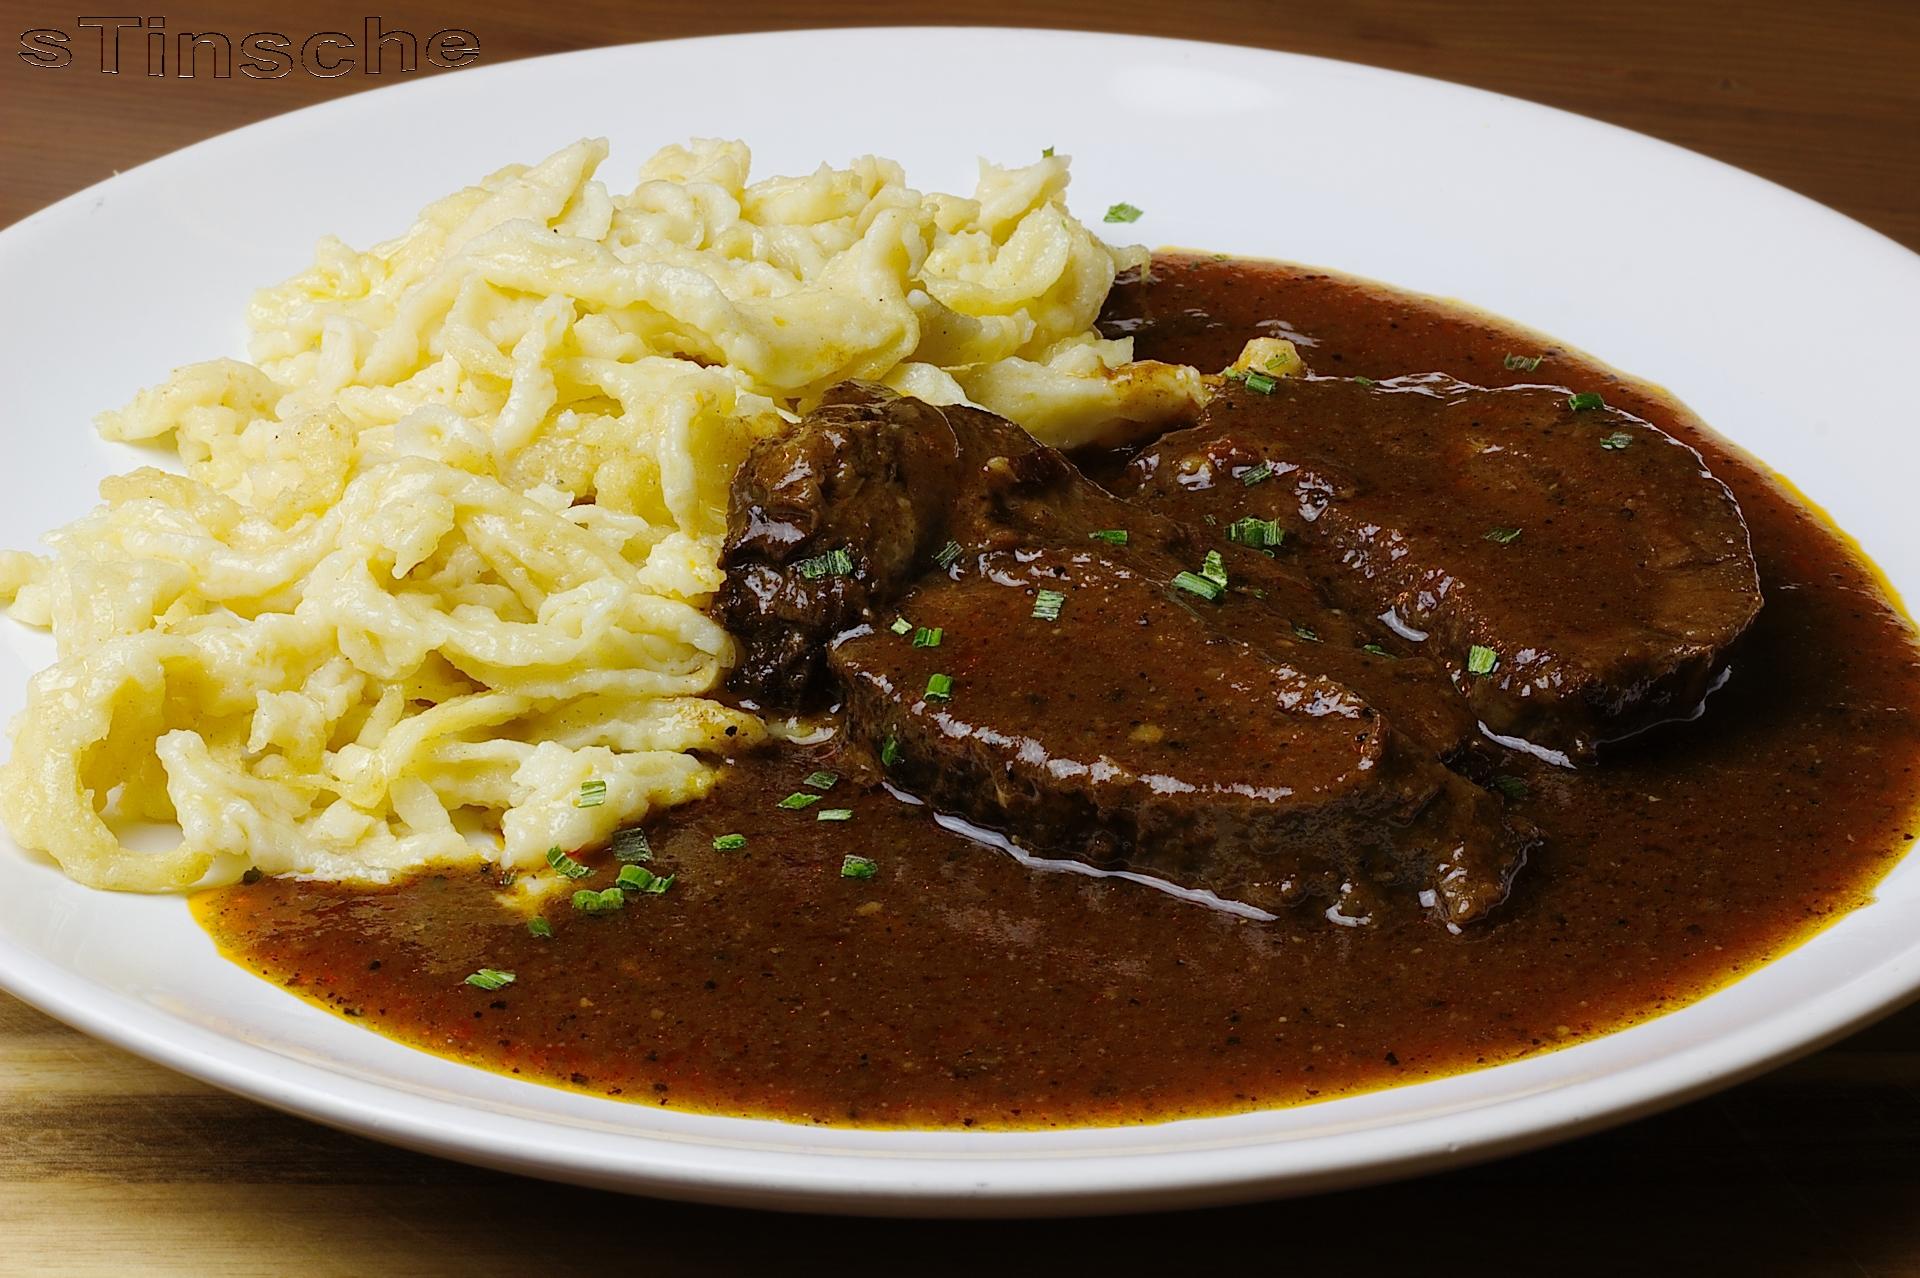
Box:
[194,256,1920,1129]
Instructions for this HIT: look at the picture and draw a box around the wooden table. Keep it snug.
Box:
[3,2,1917,1272]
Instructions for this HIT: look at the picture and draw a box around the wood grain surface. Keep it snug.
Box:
[2,1,1918,1273]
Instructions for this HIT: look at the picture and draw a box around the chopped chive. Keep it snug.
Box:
[911,626,944,649]
[1032,589,1067,621]
[576,778,607,808]
[1567,391,1606,412]
[616,864,672,894]
[1173,571,1224,602]
[880,736,902,767]
[712,833,747,851]
[1354,376,1377,387]
[796,548,853,579]
[1088,529,1129,545]
[841,854,879,880]
[1503,353,1544,372]
[1362,642,1395,658]
[1104,202,1144,223]
[1228,516,1283,550]
[1467,644,1499,675]
[546,846,592,880]
[1491,774,1528,801]
[1293,624,1321,642]
[572,886,626,914]
[1200,550,1228,587]
[1240,461,1273,486]
[1042,146,1055,158]
[925,673,954,701]
[527,918,553,939]
[612,827,653,863]
[464,967,516,991]
[1600,431,1633,450]
[777,791,824,810]
[933,540,963,569]
[1483,526,1523,545]
[804,770,839,791]
[889,616,913,636]
[796,547,854,579]
[1243,370,1278,395]
[816,808,854,822]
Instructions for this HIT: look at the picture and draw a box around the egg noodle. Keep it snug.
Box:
[0,139,1204,891]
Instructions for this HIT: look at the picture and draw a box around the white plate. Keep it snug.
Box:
[2,28,1917,1217]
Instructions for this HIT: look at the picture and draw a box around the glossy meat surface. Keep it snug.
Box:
[1120,374,1763,759]
[719,383,1532,924]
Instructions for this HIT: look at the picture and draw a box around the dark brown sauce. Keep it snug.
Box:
[194,255,1920,1129]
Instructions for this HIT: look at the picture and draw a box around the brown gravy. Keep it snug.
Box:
[194,255,1920,1129]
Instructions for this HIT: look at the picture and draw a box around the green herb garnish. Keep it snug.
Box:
[925,673,954,701]
[1088,529,1129,545]
[777,791,824,810]
[880,736,902,767]
[572,887,626,914]
[1362,642,1395,658]
[1200,550,1228,587]
[1228,516,1283,550]
[1104,202,1144,223]
[712,833,747,852]
[1293,624,1320,642]
[804,770,839,791]
[1042,146,1055,158]
[1567,391,1606,412]
[890,616,913,636]
[613,827,653,863]
[1503,353,1544,372]
[527,918,553,939]
[1032,589,1066,621]
[1240,461,1273,486]
[465,968,516,991]
[546,846,592,880]
[933,540,963,569]
[841,854,878,879]
[911,626,943,649]
[796,546,854,579]
[615,864,673,895]
[575,778,607,808]
[1243,370,1278,395]
[816,808,854,823]
[1467,644,1499,675]
[1600,431,1632,450]
[1173,571,1224,602]
[1354,376,1377,387]
[1483,526,1523,544]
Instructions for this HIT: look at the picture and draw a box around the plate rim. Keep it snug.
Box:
[3,24,1919,1216]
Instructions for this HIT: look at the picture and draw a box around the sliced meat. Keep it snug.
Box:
[836,546,1525,925]
[714,387,963,706]
[718,382,1535,926]
[1119,374,1763,761]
